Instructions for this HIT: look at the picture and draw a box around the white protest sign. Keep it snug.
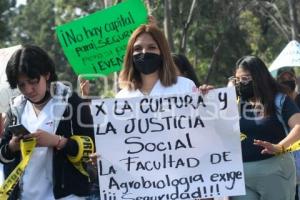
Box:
[269,40,300,72]
[0,45,21,112]
[91,87,245,199]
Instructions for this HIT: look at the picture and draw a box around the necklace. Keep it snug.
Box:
[140,89,151,96]
[32,98,50,116]
[141,91,149,96]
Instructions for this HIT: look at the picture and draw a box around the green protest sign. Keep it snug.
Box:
[56,0,148,76]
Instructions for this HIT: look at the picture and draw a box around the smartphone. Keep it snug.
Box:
[9,124,30,137]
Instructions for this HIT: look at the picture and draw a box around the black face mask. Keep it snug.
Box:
[133,53,162,75]
[281,80,296,91]
[236,81,254,101]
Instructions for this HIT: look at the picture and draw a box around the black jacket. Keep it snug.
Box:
[0,89,94,199]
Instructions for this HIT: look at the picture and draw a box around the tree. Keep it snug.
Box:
[287,0,299,40]
[178,0,196,54]
[8,0,73,81]
[163,0,174,51]
[2,0,298,87]
[0,0,15,47]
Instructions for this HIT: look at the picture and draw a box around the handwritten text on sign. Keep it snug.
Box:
[91,87,245,199]
[56,0,147,76]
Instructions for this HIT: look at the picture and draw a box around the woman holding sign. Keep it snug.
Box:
[116,24,216,200]
[226,56,300,200]
[0,45,94,200]
[85,24,202,200]
[79,25,198,98]
[116,24,195,97]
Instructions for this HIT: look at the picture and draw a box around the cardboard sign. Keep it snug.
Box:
[91,87,245,199]
[56,0,148,76]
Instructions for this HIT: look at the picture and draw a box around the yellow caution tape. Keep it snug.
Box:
[278,140,300,154]
[0,137,36,200]
[238,132,300,155]
[0,135,94,199]
[240,133,247,141]
[237,97,300,155]
[67,135,94,177]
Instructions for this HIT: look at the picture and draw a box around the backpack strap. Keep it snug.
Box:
[275,93,289,134]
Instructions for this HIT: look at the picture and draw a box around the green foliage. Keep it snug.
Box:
[8,0,77,84]
[55,0,104,25]
[0,0,15,46]
[159,0,293,85]
[1,0,298,89]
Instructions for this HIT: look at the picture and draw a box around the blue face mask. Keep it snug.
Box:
[133,52,162,75]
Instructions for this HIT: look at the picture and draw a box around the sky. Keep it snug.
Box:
[16,0,27,7]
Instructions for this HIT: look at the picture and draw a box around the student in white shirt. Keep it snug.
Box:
[116,24,195,98]
[117,21,214,200]
[85,24,198,200]
[0,45,94,200]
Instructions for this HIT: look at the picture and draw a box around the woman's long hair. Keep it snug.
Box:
[119,24,177,90]
[235,55,287,116]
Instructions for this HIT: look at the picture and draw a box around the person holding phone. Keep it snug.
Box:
[8,124,30,138]
[0,45,94,200]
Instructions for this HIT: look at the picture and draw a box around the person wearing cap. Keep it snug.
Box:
[277,67,300,200]
[277,67,300,107]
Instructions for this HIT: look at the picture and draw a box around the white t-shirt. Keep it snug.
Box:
[116,76,196,98]
[20,99,85,200]
[20,99,56,200]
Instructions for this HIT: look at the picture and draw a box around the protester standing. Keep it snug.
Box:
[116,24,195,98]
[277,67,300,107]
[276,67,300,200]
[227,56,300,200]
[0,45,94,200]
